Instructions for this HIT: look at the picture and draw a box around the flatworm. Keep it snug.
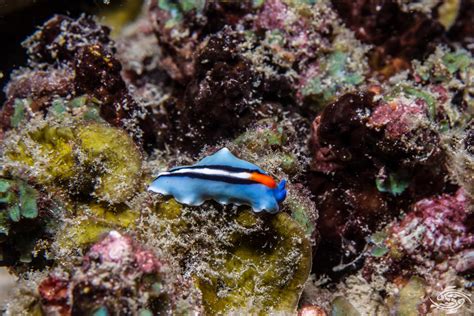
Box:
[148,148,287,213]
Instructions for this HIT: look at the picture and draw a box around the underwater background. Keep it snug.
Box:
[0,0,473,315]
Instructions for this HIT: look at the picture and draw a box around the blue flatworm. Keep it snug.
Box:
[148,148,287,213]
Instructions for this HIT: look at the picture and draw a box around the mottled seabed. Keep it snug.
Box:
[0,0,473,315]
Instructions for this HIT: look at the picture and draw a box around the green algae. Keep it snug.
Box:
[286,197,316,239]
[49,95,103,122]
[232,119,300,176]
[368,230,389,258]
[375,171,411,196]
[11,98,30,128]
[158,0,205,28]
[302,51,365,107]
[233,119,286,150]
[0,179,39,234]
[0,178,59,264]
[402,86,437,120]
[442,51,471,74]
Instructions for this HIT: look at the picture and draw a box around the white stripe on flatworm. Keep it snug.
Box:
[158,167,252,179]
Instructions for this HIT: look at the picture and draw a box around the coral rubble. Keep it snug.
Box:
[39,230,201,315]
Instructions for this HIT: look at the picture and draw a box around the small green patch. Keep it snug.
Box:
[50,99,68,116]
[370,230,387,244]
[92,306,109,316]
[8,205,21,222]
[371,246,389,257]
[158,0,205,28]
[19,182,38,219]
[0,179,40,234]
[252,0,265,8]
[402,86,437,120]
[0,180,11,193]
[11,98,29,128]
[303,51,364,108]
[442,52,470,74]
[368,231,389,257]
[376,171,410,196]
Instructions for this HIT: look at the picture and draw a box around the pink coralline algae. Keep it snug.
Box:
[388,189,474,270]
[84,230,161,273]
[38,274,70,316]
[368,100,427,139]
[255,0,288,30]
[255,0,331,59]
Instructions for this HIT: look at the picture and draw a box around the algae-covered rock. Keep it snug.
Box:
[196,211,311,314]
[231,118,301,176]
[144,198,312,315]
[58,203,138,249]
[397,277,426,316]
[229,119,318,242]
[5,120,142,204]
[285,193,317,241]
[330,296,360,316]
[76,123,142,203]
[300,50,366,108]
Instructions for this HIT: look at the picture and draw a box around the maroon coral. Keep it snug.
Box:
[24,14,112,65]
[310,91,445,188]
[155,29,284,152]
[309,91,451,278]
[0,14,160,148]
[310,92,378,173]
[147,0,253,83]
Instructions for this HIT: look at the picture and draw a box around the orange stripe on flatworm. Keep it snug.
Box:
[249,172,277,188]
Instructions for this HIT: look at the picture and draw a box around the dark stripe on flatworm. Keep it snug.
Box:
[157,172,258,185]
[170,165,264,174]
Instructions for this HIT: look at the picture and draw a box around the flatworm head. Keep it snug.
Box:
[148,148,287,213]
